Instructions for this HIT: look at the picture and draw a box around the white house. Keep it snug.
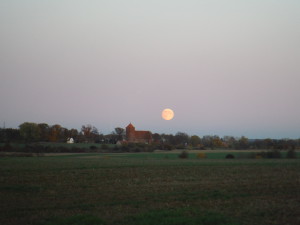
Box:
[67,138,74,144]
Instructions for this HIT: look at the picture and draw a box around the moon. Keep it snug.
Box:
[162,108,174,120]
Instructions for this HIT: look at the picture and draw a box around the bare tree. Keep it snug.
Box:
[114,127,125,141]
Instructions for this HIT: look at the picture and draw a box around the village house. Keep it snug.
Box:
[66,137,74,144]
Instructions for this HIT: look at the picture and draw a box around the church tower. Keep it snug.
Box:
[126,123,135,142]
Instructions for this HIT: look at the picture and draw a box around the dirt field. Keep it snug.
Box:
[0,152,299,225]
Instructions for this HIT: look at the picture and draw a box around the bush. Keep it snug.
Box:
[2,143,13,151]
[113,145,120,151]
[128,143,136,149]
[23,144,43,153]
[136,143,146,148]
[145,144,156,152]
[71,147,84,153]
[259,150,282,159]
[178,150,189,159]
[101,144,109,150]
[286,149,297,159]
[133,147,141,152]
[237,153,256,159]
[225,154,235,159]
[121,144,129,152]
[176,144,186,149]
[255,154,263,159]
[89,145,98,150]
[162,144,174,150]
[269,150,282,158]
[197,152,206,159]
[57,146,69,153]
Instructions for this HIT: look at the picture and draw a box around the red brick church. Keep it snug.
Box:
[126,123,152,144]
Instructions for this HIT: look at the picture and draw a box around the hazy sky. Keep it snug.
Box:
[1,0,300,139]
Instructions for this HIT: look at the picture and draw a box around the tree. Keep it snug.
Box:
[114,127,125,141]
[81,124,93,142]
[263,138,274,149]
[0,128,21,143]
[223,136,237,149]
[190,135,201,147]
[0,128,4,142]
[152,133,162,143]
[91,126,100,142]
[37,123,50,142]
[60,127,69,142]
[49,124,63,142]
[237,136,249,150]
[212,135,223,149]
[174,132,189,146]
[81,124,99,142]
[160,134,174,145]
[202,135,214,149]
[253,139,264,149]
[68,128,79,140]
[104,133,117,144]
[19,122,40,142]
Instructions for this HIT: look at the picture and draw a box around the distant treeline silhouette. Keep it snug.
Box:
[0,122,299,151]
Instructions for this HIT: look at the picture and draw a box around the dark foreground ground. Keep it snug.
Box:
[0,152,299,225]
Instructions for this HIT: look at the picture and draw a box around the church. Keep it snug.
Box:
[126,123,152,144]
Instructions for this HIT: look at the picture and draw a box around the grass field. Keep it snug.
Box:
[0,152,299,225]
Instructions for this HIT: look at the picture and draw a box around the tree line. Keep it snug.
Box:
[0,123,103,143]
[154,133,299,150]
[0,122,299,150]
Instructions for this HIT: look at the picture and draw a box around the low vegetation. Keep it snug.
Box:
[1,142,299,160]
[0,153,299,225]
[178,150,189,159]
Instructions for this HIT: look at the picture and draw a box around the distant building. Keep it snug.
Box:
[126,123,152,144]
[67,137,74,144]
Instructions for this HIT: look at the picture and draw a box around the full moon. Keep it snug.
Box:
[162,108,174,120]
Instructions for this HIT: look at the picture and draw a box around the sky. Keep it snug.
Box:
[1,0,300,139]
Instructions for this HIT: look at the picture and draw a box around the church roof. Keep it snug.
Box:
[135,131,152,139]
[126,123,135,128]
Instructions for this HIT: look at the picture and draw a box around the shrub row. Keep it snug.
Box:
[110,143,156,153]
[0,143,158,153]
[237,150,297,159]
[177,150,297,159]
[0,143,91,153]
